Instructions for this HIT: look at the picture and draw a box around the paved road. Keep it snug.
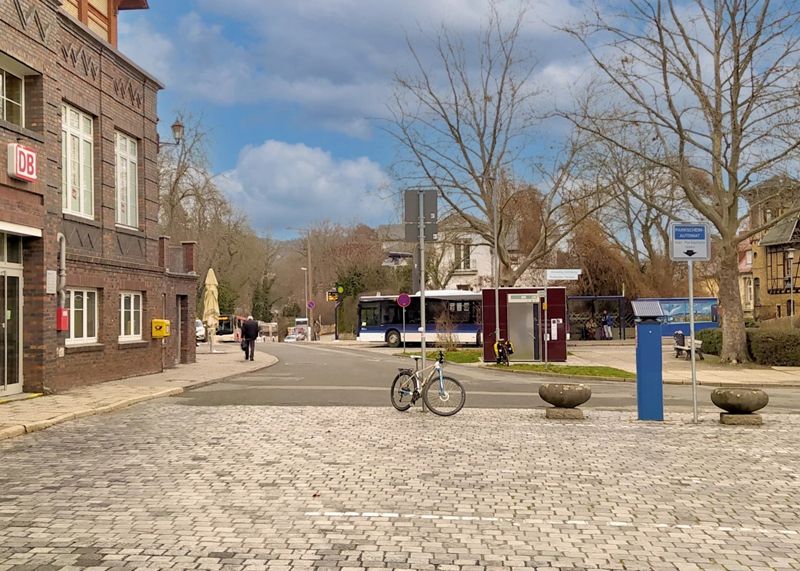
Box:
[1,401,799,570]
[177,342,800,413]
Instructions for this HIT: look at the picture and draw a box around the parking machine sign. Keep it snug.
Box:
[670,222,711,261]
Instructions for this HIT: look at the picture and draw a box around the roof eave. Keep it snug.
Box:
[117,0,149,10]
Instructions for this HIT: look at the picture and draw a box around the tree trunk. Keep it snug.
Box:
[718,244,749,363]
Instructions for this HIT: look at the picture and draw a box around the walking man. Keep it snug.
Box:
[242,315,260,361]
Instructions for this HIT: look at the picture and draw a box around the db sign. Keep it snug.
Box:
[7,143,37,182]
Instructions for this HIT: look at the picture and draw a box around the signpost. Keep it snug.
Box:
[669,222,711,424]
[543,269,582,364]
[397,293,411,353]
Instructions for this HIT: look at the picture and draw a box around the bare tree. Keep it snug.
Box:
[388,6,599,286]
[565,0,800,362]
[158,113,276,313]
[588,138,692,294]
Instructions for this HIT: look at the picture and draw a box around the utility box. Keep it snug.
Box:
[56,307,69,332]
[631,300,664,421]
[151,319,171,338]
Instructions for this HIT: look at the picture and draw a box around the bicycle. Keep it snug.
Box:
[493,338,513,366]
[390,350,466,416]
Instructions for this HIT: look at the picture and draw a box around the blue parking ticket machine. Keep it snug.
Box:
[631,300,664,421]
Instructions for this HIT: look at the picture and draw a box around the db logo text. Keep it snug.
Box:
[7,143,37,182]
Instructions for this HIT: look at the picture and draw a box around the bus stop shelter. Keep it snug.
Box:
[481,287,567,363]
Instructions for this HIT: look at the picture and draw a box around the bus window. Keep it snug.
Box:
[381,304,400,325]
[427,300,446,323]
[448,300,472,324]
[360,303,380,326]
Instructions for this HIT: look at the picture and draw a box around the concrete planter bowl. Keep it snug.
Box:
[538,383,591,419]
[711,388,768,425]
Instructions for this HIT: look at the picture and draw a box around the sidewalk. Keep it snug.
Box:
[568,343,800,387]
[0,344,276,442]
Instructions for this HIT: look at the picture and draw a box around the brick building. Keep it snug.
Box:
[740,177,800,321]
[1,0,197,396]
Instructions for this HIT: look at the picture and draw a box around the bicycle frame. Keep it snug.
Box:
[408,353,446,397]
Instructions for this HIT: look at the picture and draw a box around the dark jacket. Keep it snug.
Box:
[242,318,260,340]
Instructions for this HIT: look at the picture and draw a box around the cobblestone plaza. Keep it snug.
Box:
[1,403,799,570]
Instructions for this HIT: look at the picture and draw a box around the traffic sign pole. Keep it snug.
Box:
[669,222,709,424]
[418,190,427,412]
[689,260,698,424]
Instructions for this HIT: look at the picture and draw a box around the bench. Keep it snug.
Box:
[674,338,704,360]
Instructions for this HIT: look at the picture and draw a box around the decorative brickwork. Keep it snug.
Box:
[1,0,197,395]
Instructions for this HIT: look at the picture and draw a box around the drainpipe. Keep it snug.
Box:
[56,233,66,309]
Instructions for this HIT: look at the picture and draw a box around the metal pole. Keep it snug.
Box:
[307,232,314,341]
[688,260,698,424]
[303,269,309,324]
[543,282,548,364]
[789,253,794,329]
[419,190,427,412]
[492,179,500,347]
[402,307,406,353]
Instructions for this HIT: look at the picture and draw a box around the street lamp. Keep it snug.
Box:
[788,248,795,328]
[157,118,185,151]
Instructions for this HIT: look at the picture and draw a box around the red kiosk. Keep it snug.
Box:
[481,287,568,363]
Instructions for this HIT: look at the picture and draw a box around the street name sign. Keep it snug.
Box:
[670,222,711,261]
[546,269,582,281]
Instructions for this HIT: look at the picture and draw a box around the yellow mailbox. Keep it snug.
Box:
[151,319,171,338]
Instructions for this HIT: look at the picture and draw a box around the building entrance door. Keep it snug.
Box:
[506,297,541,362]
[0,269,23,395]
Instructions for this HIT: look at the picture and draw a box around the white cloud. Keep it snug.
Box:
[217,140,395,234]
[119,1,594,138]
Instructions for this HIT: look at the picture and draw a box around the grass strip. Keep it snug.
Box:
[398,349,483,364]
[504,363,635,379]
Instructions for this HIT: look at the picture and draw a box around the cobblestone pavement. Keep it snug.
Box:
[1,403,799,570]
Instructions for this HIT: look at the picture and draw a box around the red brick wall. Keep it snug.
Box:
[2,0,197,394]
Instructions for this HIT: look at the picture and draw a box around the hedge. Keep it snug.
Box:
[748,330,800,366]
[693,328,800,365]
[695,329,722,356]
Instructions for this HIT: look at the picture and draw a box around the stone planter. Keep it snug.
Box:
[711,388,768,425]
[538,383,591,419]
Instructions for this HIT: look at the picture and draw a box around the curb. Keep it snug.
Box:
[180,355,279,391]
[0,355,279,443]
[479,365,800,388]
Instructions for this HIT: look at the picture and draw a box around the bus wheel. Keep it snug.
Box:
[476,331,483,347]
[386,330,401,347]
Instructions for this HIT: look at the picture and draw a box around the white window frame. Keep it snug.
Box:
[115,131,139,228]
[454,241,472,271]
[0,67,24,128]
[119,291,143,341]
[65,288,98,346]
[61,104,94,219]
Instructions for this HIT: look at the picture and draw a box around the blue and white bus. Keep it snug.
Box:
[357,290,483,347]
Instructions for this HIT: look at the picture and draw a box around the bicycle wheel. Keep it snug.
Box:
[423,375,466,416]
[390,372,416,411]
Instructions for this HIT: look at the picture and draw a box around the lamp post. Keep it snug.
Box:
[788,248,795,328]
[157,118,184,151]
[289,227,314,340]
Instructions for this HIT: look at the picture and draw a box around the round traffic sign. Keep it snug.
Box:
[397,293,411,308]
[307,300,315,310]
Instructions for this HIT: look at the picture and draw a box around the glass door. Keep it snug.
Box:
[1,270,23,394]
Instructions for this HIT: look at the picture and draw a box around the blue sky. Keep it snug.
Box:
[118,1,587,239]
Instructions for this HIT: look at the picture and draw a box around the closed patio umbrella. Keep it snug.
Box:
[203,268,220,353]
